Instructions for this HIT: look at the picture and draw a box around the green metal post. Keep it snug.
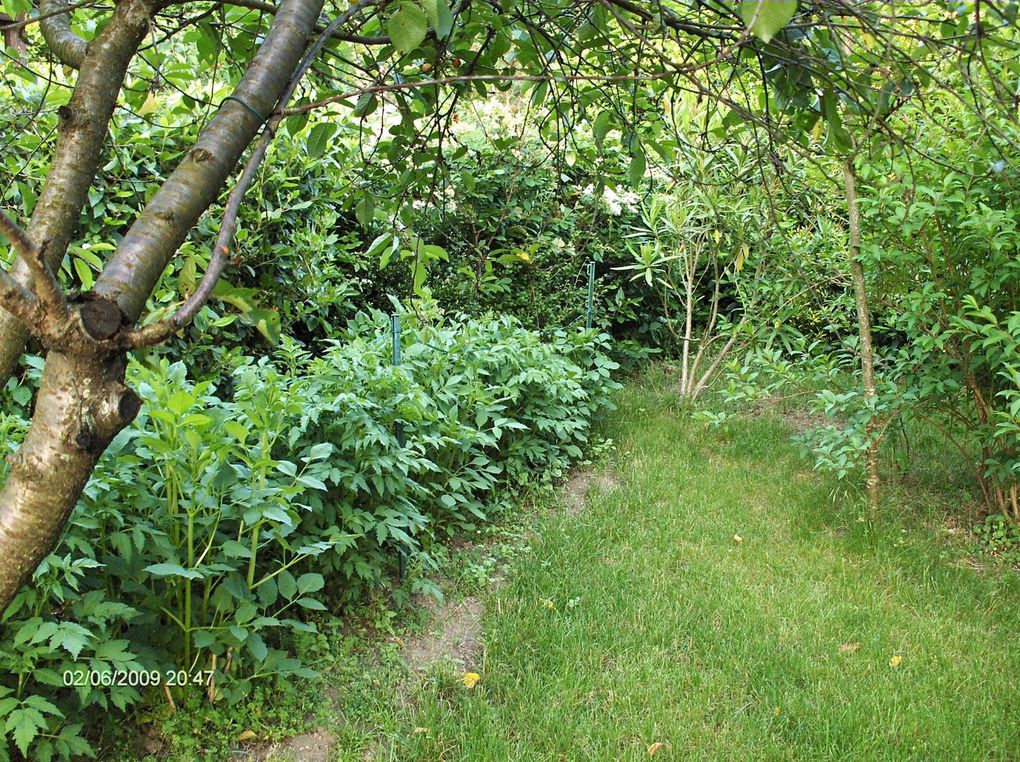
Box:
[585,261,595,330]
[391,313,402,366]
[391,313,406,579]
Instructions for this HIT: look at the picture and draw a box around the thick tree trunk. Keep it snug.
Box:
[843,161,880,512]
[0,0,323,615]
[0,321,140,607]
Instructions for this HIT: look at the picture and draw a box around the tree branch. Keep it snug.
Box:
[39,0,89,68]
[161,0,389,44]
[94,0,324,325]
[0,0,153,384]
[124,0,380,348]
[0,212,67,316]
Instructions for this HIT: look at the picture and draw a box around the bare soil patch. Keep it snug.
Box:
[563,469,619,515]
[253,727,339,762]
[401,596,484,673]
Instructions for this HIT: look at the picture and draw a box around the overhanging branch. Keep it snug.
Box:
[39,0,90,68]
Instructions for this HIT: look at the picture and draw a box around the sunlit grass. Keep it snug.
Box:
[377,376,1020,761]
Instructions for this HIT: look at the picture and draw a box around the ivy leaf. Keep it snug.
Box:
[739,0,798,43]
[387,3,429,53]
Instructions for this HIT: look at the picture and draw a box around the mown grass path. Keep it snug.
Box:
[389,379,1020,761]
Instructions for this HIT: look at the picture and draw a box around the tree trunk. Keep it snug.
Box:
[0,0,153,384]
[0,318,140,607]
[0,0,323,615]
[843,161,880,512]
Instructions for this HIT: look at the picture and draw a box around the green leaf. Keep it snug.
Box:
[212,281,259,313]
[307,443,333,461]
[593,110,613,146]
[387,3,428,53]
[421,0,453,38]
[278,570,297,600]
[9,708,43,757]
[629,150,646,188]
[306,122,336,159]
[221,540,253,559]
[355,196,375,227]
[72,256,94,290]
[192,629,217,649]
[297,573,325,594]
[352,93,378,118]
[247,633,268,662]
[144,563,203,580]
[224,420,248,442]
[366,232,393,262]
[297,474,327,491]
[739,0,798,43]
[244,307,281,344]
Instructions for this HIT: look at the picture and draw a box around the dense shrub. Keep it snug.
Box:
[0,313,618,761]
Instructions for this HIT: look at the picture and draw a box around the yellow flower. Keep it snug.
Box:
[889,654,903,668]
[773,706,781,716]
[541,598,556,610]
[463,672,481,689]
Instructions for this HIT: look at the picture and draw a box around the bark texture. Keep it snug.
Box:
[0,336,139,608]
[38,0,89,68]
[843,161,880,511]
[0,0,324,614]
[94,0,324,322]
[0,0,152,384]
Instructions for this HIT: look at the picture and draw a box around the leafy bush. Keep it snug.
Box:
[0,314,618,761]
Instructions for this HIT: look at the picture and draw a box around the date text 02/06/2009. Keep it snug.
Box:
[62,670,214,688]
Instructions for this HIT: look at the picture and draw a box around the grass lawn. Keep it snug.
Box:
[367,376,1020,761]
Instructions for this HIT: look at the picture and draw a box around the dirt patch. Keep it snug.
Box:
[401,596,484,673]
[748,396,834,434]
[252,727,339,762]
[563,469,619,515]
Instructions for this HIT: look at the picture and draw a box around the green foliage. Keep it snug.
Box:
[0,315,618,761]
[855,108,1020,518]
[974,514,1020,567]
[739,0,798,44]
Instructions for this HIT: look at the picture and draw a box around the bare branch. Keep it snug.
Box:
[39,0,89,68]
[124,0,382,349]
[0,212,67,318]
